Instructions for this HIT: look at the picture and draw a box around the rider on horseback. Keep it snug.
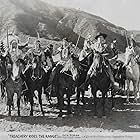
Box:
[48,38,72,85]
[8,35,30,62]
[82,32,122,93]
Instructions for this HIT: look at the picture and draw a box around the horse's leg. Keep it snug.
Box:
[44,86,52,105]
[81,90,85,105]
[8,105,11,116]
[76,87,81,115]
[57,87,64,118]
[67,91,72,115]
[138,80,140,98]
[91,86,98,118]
[76,87,80,106]
[102,92,106,118]
[133,81,138,103]
[126,80,130,103]
[6,87,14,116]
[29,90,34,116]
[30,98,34,116]
[123,79,125,91]
[17,93,21,116]
[1,83,5,99]
[111,89,115,109]
[38,87,44,116]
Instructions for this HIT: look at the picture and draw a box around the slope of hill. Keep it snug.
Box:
[129,30,140,43]
[0,0,129,52]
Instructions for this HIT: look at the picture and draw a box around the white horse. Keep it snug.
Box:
[124,47,140,103]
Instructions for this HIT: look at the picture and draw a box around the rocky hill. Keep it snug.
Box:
[0,0,131,52]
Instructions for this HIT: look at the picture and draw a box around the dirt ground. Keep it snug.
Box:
[0,91,140,133]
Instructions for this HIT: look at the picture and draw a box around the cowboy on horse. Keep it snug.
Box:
[81,32,122,93]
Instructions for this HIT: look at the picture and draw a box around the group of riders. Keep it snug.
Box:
[0,31,138,116]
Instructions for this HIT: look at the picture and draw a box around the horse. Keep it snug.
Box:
[4,56,25,116]
[76,52,94,106]
[88,52,113,118]
[124,50,140,103]
[53,54,82,117]
[23,53,51,116]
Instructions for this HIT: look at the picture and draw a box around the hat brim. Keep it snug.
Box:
[95,33,107,40]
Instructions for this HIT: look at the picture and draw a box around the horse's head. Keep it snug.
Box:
[66,54,81,81]
[31,58,37,69]
[80,52,94,68]
[125,47,136,66]
[91,52,103,75]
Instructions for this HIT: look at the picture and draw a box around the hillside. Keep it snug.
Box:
[0,0,130,52]
[129,30,140,43]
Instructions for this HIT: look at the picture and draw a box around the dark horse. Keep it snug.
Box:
[54,54,81,117]
[89,53,113,118]
[114,60,126,90]
[4,56,25,116]
[76,52,94,106]
[23,54,51,116]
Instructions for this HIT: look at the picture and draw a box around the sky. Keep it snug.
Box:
[43,0,140,30]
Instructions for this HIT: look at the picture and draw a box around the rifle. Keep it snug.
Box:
[125,30,129,47]
[76,31,81,48]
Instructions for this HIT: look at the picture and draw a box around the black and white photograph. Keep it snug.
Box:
[0,0,140,139]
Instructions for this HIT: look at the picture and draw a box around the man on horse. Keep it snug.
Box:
[82,32,121,92]
[8,35,30,62]
[48,38,72,85]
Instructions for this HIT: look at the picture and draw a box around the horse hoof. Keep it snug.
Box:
[133,99,137,104]
[102,116,107,119]
[126,100,130,104]
[8,114,11,117]
[94,116,98,119]
[112,107,115,111]
[42,112,45,116]
[68,114,73,118]
[8,112,11,116]
[30,113,33,116]
[58,113,63,118]
[57,116,62,120]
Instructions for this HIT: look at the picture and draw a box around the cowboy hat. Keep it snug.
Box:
[95,32,107,40]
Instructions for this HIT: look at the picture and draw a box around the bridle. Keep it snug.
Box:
[127,53,138,68]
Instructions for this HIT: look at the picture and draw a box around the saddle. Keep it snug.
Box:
[135,55,140,65]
